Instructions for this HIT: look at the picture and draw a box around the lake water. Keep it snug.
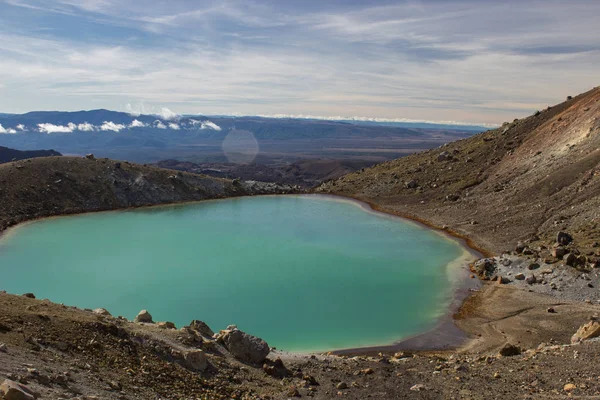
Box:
[0,195,466,352]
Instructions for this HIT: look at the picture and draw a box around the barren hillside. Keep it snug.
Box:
[0,156,296,234]
[318,87,600,255]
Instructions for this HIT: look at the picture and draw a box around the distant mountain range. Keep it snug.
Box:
[0,109,483,162]
[0,146,61,164]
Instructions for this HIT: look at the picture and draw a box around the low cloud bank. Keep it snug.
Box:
[252,114,498,128]
[0,124,17,134]
[3,118,222,134]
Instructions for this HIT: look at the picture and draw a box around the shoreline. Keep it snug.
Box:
[0,192,483,355]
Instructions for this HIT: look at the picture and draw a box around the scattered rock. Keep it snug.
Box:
[0,343,7,353]
[184,349,208,371]
[157,321,176,329]
[557,231,573,246]
[0,379,36,400]
[445,194,460,202]
[263,358,291,379]
[498,343,521,357]
[22,293,35,299]
[405,179,418,189]
[134,310,153,323]
[525,275,537,285]
[547,307,556,313]
[473,258,497,279]
[571,320,600,343]
[564,383,576,392]
[85,153,95,160]
[515,273,525,280]
[302,374,319,386]
[564,253,577,267]
[362,368,374,375]
[552,247,566,258]
[410,384,427,392]
[189,320,214,337]
[437,151,452,162]
[287,386,301,397]
[219,329,270,364]
[93,308,111,316]
[336,382,348,390]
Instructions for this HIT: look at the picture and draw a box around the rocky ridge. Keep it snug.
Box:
[0,155,300,234]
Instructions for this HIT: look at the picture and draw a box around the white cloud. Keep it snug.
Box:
[153,120,167,129]
[16,124,27,131]
[0,124,18,134]
[77,122,95,131]
[38,123,73,133]
[100,121,126,131]
[129,119,147,128]
[252,114,496,128]
[200,120,221,131]
[190,119,222,131]
[156,107,179,120]
[168,122,180,130]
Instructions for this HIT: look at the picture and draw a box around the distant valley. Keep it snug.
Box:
[0,110,484,165]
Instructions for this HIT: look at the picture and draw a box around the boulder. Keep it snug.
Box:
[405,179,418,189]
[219,329,270,364]
[84,153,95,160]
[189,320,214,337]
[93,308,111,316]
[157,321,176,329]
[557,231,573,246]
[525,274,537,285]
[498,343,521,357]
[515,273,525,280]
[184,349,208,371]
[571,320,600,344]
[552,247,566,258]
[0,379,36,400]
[134,310,153,323]
[437,151,452,162]
[22,293,35,299]
[564,253,577,267]
[472,258,497,279]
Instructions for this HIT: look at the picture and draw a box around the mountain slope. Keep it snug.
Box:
[318,86,600,254]
[0,156,296,233]
[0,146,61,163]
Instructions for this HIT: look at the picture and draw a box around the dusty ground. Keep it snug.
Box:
[2,289,600,400]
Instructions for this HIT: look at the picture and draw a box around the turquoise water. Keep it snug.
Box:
[0,195,465,352]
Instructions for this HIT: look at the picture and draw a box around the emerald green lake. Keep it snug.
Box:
[0,195,466,352]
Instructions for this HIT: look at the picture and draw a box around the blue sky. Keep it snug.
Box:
[0,0,598,125]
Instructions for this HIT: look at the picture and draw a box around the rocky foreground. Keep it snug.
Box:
[3,288,600,400]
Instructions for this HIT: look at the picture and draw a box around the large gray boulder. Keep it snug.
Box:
[134,309,153,323]
[0,379,36,400]
[184,349,208,371]
[189,320,214,337]
[218,329,270,364]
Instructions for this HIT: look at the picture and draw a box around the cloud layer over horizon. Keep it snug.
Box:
[0,0,599,124]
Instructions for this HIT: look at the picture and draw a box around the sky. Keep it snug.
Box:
[0,0,599,125]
